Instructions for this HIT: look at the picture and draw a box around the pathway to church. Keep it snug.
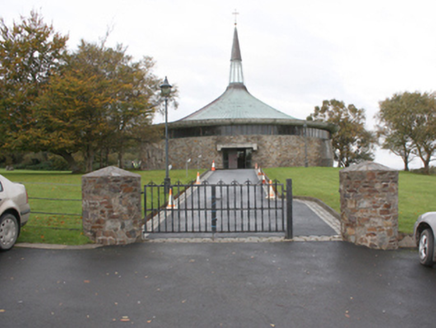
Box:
[145,169,341,242]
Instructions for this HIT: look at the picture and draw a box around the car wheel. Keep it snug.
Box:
[0,213,19,251]
[419,229,434,267]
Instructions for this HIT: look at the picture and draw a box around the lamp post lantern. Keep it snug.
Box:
[160,76,172,193]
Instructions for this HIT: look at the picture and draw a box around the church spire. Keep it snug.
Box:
[229,25,244,85]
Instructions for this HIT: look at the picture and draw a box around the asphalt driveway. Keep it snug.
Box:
[1,241,435,328]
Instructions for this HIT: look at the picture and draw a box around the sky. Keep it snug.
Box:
[3,0,436,170]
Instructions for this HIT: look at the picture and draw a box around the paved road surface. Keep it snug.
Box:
[1,242,435,327]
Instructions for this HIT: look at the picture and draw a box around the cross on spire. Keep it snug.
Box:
[232,9,239,26]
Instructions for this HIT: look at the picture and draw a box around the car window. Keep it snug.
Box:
[0,182,3,192]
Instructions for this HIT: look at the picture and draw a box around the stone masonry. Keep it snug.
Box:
[339,161,399,250]
[142,134,333,170]
[82,166,142,245]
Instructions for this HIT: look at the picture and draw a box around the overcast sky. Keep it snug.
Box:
[3,0,436,169]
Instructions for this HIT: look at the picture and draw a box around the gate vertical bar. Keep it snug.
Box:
[240,184,243,231]
[211,185,217,233]
[176,184,181,232]
[254,183,258,232]
[157,185,162,232]
[274,181,278,232]
[144,185,148,232]
[219,183,223,232]
[191,183,195,232]
[197,184,201,231]
[233,184,237,231]
[227,185,230,231]
[184,183,189,232]
[261,184,264,231]
[286,179,293,239]
[247,183,250,231]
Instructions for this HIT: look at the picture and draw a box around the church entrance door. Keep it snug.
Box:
[223,148,252,169]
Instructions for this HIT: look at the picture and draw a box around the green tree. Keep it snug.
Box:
[378,92,436,174]
[0,10,68,153]
[308,99,376,167]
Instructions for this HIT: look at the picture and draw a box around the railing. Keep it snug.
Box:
[22,182,83,232]
[144,179,292,237]
[29,197,82,217]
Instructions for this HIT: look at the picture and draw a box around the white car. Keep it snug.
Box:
[0,175,31,250]
[414,212,436,267]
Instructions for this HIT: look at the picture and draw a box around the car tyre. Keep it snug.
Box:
[0,213,19,251]
[419,229,434,267]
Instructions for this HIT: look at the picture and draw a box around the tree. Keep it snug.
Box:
[0,10,68,153]
[33,39,168,172]
[32,63,111,173]
[378,92,436,174]
[308,99,376,167]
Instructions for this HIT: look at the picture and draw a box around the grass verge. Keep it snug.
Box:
[264,167,436,234]
[0,168,204,245]
[2,166,433,245]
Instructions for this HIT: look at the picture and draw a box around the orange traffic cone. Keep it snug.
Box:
[195,171,201,185]
[167,188,175,209]
[255,163,258,170]
[258,167,262,176]
[266,180,276,199]
[262,173,266,184]
[211,160,216,171]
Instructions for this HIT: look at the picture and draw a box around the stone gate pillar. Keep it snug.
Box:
[339,161,398,250]
[82,166,142,245]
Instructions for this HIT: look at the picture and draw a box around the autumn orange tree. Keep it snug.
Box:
[0,10,68,157]
[33,40,163,172]
[308,99,376,167]
[33,62,111,172]
[1,11,171,172]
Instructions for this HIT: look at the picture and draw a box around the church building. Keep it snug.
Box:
[142,25,335,170]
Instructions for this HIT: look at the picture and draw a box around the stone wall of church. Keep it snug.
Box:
[141,134,333,170]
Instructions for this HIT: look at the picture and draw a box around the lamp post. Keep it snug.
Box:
[198,154,202,170]
[160,76,172,193]
[186,158,191,178]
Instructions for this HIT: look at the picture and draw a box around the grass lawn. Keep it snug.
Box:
[1,166,433,245]
[264,167,436,234]
[0,168,204,245]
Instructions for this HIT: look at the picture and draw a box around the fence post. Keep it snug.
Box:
[285,179,293,239]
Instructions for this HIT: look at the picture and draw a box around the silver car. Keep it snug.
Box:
[0,175,31,250]
[414,212,436,267]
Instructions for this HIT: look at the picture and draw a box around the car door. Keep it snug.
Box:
[0,179,5,215]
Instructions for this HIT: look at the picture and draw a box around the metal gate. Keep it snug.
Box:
[144,180,293,238]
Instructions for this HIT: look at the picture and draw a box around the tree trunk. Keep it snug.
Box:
[117,139,124,169]
[423,159,430,175]
[84,145,94,173]
[402,156,409,171]
[57,151,80,173]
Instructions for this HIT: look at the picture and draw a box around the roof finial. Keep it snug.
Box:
[232,9,239,26]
